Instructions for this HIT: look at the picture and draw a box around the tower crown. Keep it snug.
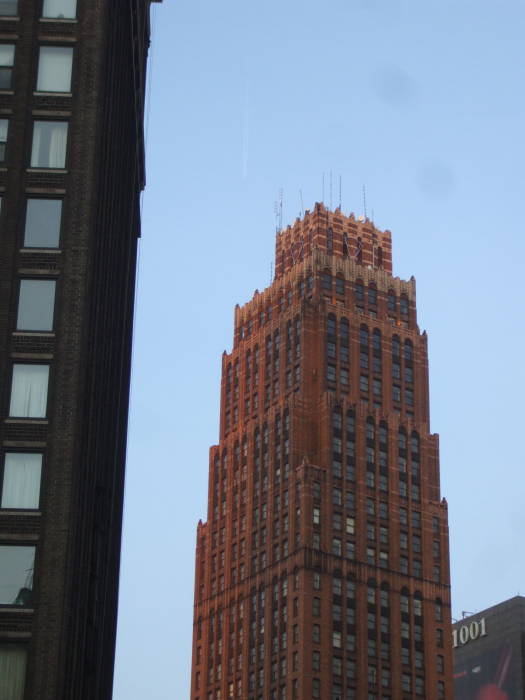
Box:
[275,201,392,278]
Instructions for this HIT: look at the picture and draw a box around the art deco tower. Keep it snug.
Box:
[191,203,452,699]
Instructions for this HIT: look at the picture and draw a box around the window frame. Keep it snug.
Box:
[0,451,43,510]
[16,278,56,332]
[0,117,8,162]
[0,542,36,607]
[41,0,77,19]
[30,119,69,169]
[0,642,28,700]
[36,45,73,93]
[0,43,15,90]
[9,363,50,419]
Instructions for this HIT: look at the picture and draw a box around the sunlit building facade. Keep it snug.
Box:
[191,203,453,699]
[0,1,158,698]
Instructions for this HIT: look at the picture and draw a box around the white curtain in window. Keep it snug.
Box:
[31,122,68,168]
[30,124,41,166]
[2,453,42,509]
[43,0,76,18]
[0,646,26,700]
[49,123,67,167]
[0,118,7,142]
[37,47,73,92]
[9,365,49,418]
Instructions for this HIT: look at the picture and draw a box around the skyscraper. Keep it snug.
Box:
[0,1,159,699]
[191,202,453,699]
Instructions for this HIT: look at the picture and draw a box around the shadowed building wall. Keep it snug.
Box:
[0,1,160,698]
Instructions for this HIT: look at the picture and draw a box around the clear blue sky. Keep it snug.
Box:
[113,1,525,698]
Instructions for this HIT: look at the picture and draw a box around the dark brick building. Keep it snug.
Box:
[453,597,525,700]
[191,203,453,699]
[0,1,159,698]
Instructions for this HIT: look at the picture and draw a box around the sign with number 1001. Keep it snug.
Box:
[452,618,487,648]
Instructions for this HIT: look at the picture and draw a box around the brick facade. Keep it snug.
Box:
[0,2,157,699]
[191,203,453,699]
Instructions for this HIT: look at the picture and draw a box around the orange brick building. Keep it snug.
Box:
[191,202,452,699]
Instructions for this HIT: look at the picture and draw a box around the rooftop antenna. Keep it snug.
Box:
[330,170,333,210]
[299,189,304,218]
[322,173,325,204]
[274,188,283,232]
[339,175,342,210]
[362,184,367,220]
[270,261,273,283]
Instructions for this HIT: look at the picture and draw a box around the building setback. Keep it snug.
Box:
[0,1,159,699]
[191,202,453,699]
[453,597,525,700]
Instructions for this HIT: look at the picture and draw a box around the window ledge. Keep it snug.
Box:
[4,418,48,424]
[39,17,77,23]
[0,509,41,516]
[20,248,61,254]
[33,91,72,97]
[0,607,35,614]
[0,89,14,95]
[12,332,55,338]
[26,168,68,174]
[0,16,19,21]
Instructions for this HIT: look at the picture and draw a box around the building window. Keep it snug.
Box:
[17,279,56,331]
[327,228,333,253]
[322,271,332,291]
[0,1,18,16]
[0,644,27,699]
[37,46,73,92]
[30,121,68,168]
[9,364,49,418]
[42,0,77,18]
[1,453,42,509]
[0,44,14,89]
[0,545,34,606]
[0,118,7,161]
